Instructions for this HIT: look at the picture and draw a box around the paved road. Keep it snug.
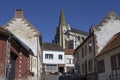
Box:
[44,75,60,80]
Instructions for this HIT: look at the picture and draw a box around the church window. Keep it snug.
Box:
[68,40,74,49]
[77,36,80,40]
[82,37,85,41]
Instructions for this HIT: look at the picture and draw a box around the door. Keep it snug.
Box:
[8,53,17,80]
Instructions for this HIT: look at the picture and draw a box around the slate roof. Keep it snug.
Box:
[64,48,74,55]
[97,32,120,57]
[69,28,89,35]
[42,42,63,51]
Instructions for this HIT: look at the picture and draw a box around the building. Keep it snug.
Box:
[54,9,89,49]
[74,10,120,80]
[74,29,95,80]
[0,27,33,80]
[64,48,74,73]
[96,32,120,80]
[42,43,65,75]
[3,9,42,80]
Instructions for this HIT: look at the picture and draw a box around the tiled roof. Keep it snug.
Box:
[70,28,89,35]
[97,32,120,57]
[42,42,63,51]
[64,48,74,55]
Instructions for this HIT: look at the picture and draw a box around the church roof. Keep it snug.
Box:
[58,9,67,27]
[97,32,120,57]
[70,28,89,35]
[42,42,64,51]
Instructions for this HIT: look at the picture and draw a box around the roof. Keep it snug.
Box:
[95,10,120,30]
[3,9,41,36]
[70,28,89,35]
[58,9,67,27]
[0,27,34,55]
[42,42,63,51]
[64,48,74,55]
[97,32,120,57]
[0,27,13,36]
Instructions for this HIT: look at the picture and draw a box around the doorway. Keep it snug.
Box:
[8,53,17,80]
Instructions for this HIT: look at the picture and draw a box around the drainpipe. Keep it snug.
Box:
[93,33,98,80]
[4,36,11,80]
[37,36,39,80]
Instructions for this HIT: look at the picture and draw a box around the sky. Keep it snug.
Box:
[0,0,120,42]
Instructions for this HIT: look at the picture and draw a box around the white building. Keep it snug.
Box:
[96,32,120,80]
[3,10,42,80]
[74,10,120,80]
[42,43,65,75]
[64,48,74,73]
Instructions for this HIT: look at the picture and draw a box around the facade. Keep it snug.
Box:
[64,48,74,73]
[54,9,89,49]
[74,10,120,80]
[74,32,95,80]
[3,10,42,80]
[96,32,120,80]
[0,27,33,80]
[42,43,65,75]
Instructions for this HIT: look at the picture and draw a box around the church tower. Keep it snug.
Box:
[54,9,88,49]
[55,9,69,48]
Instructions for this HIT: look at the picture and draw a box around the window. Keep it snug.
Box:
[45,54,53,59]
[82,63,85,73]
[66,59,73,64]
[88,40,92,53]
[32,58,36,67]
[82,48,84,58]
[45,64,58,72]
[59,55,62,60]
[68,40,74,49]
[77,36,80,40]
[98,60,105,73]
[82,37,85,41]
[88,60,93,72]
[111,53,120,70]
[85,45,87,56]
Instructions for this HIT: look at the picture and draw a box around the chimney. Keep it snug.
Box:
[14,9,24,18]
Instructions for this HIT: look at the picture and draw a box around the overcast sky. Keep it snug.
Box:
[0,0,120,42]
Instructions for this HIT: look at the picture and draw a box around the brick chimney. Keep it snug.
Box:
[14,9,24,18]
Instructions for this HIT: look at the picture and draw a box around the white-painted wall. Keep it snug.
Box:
[97,47,120,80]
[95,18,120,54]
[4,18,42,80]
[43,51,65,64]
[65,55,74,72]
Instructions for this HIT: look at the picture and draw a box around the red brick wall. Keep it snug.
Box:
[0,36,7,76]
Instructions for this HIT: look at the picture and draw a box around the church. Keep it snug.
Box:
[54,9,89,49]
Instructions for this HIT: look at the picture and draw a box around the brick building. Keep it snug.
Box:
[0,27,33,80]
